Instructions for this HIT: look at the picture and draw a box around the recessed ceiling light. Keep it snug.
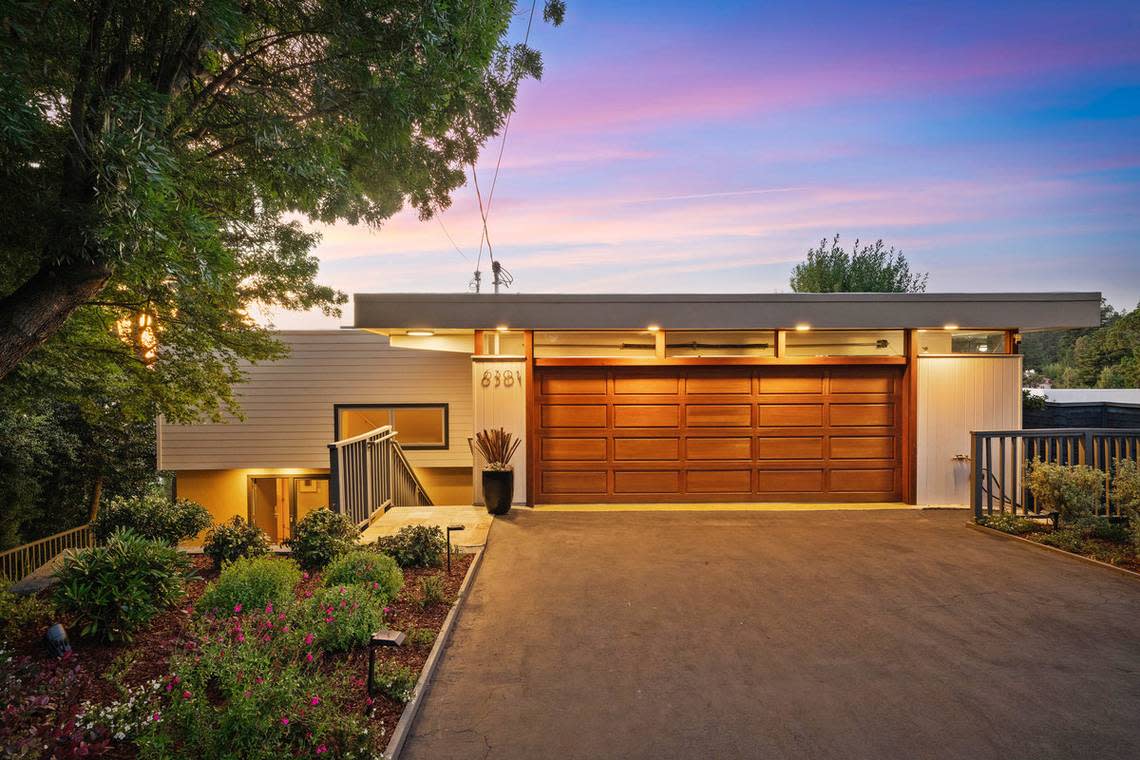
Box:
[406,329,434,337]
[496,325,510,333]
[646,324,660,333]
[943,323,959,331]
[794,323,811,332]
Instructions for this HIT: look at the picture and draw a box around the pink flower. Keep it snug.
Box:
[281,717,289,725]
[316,745,327,754]
[233,603,242,613]
[151,712,161,722]
[265,603,273,614]
[237,633,245,643]
[310,696,320,706]
[306,652,313,663]
[302,571,309,580]
[182,690,192,700]
[304,633,314,645]
[383,606,392,615]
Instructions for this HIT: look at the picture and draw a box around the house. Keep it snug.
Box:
[158,292,1101,539]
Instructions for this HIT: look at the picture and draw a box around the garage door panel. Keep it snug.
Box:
[542,404,607,427]
[686,404,751,427]
[614,470,680,494]
[757,469,825,492]
[830,468,895,493]
[542,470,607,494]
[686,376,751,394]
[830,404,893,426]
[614,404,679,427]
[686,437,752,460]
[830,436,895,460]
[614,437,679,461]
[756,436,824,460]
[542,375,606,394]
[687,470,752,493]
[536,366,901,503]
[758,404,823,426]
[613,376,679,395]
[541,438,607,462]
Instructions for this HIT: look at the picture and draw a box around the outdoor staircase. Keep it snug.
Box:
[328,425,434,528]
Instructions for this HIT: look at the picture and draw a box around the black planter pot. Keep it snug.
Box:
[482,469,514,515]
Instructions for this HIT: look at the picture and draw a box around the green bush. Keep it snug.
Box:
[93,487,212,544]
[54,529,191,642]
[979,512,1038,535]
[323,550,403,601]
[285,508,358,570]
[416,575,446,609]
[197,556,301,616]
[1069,515,1130,543]
[1026,461,1104,522]
[202,516,271,569]
[294,585,386,653]
[370,661,417,703]
[373,525,446,568]
[1036,527,1088,554]
[0,581,54,645]
[1111,458,1140,552]
[1086,543,1133,566]
[406,627,436,648]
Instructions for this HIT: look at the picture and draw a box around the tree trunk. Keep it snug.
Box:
[0,260,112,379]
[88,474,104,522]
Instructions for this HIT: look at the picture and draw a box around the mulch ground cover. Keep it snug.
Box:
[8,552,475,756]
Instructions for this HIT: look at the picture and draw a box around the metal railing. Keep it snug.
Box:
[0,523,95,583]
[971,428,1140,520]
[328,425,433,527]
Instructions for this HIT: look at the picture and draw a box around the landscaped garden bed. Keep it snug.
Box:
[1,499,474,759]
[976,458,1140,575]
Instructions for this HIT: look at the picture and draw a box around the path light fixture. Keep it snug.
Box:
[446,524,465,573]
[367,629,407,698]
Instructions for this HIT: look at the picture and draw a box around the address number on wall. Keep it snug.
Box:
[481,369,523,388]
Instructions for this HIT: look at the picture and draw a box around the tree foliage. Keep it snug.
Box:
[0,0,563,423]
[1021,301,1138,388]
[789,234,928,293]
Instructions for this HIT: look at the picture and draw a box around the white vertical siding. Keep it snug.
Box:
[471,358,528,505]
[916,355,1022,505]
[158,331,473,470]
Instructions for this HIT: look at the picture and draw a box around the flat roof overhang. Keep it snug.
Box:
[353,292,1102,332]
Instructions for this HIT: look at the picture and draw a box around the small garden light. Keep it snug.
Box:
[446,524,464,573]
[367,629,406,698]
[44,623,71,658]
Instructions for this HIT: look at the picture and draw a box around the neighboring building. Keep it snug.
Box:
[1023,388,1140,429]
[158,292,1101,536]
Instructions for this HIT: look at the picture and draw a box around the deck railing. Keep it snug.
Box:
[971,428,1140,520]
[328,425,433,527]
[0,523,95,583]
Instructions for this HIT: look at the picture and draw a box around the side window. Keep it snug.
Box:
[335,405,448,449]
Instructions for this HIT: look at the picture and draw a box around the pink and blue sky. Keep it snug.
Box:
[279,0,1140,328]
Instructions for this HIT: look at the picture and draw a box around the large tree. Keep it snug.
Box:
[789,234,928,293]
[0,0,564,421]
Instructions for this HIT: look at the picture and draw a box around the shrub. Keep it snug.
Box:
[285,508,358,570]
[1069,515,1131,543]
[293,584,386,653]
[1026,461,1104,522]
[1036,527,1088,554]
[979,513,1037,535]
[374,525,446,568]
[323,550,403,601]
[93,487,212,544]
[1086,543,1133,566]
[406,627,437,648]
[137,607,372,759]
[371,661,417,703]
[0,580,54,646]
[197,556,301,617]
[1111,457,1140,516]
[54,529,191,642]
[417,575,446,609]
[202,516,271,569]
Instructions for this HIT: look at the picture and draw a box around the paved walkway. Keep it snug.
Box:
[404,509,1140,760]
[359,506,491,549]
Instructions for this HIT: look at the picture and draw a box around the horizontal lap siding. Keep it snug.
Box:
[159,331,472,470]
[536,366,902,503]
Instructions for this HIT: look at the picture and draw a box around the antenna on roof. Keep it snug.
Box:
[491,260,513,294]
[470,269,482,293]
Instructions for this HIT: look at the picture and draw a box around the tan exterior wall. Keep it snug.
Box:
[158,331,473,472]
[175,466,473,529]
[915,355,1023,506]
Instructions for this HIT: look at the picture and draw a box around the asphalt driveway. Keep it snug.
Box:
[403,509,1140,760]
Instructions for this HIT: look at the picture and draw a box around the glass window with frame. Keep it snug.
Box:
[665,330,776,358]
[335,405,448,449]
[534,330,657,358]
[783,329,904,357]
[917,331,1007,354]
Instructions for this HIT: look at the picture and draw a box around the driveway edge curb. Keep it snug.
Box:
[966,522,1140,579]
[384,544,486,759]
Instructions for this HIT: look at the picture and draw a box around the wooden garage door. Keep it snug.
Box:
[535,366,902,503]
